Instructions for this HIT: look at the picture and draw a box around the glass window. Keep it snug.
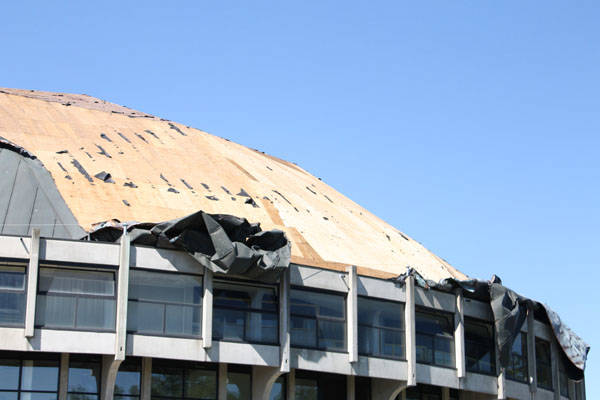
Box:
[535,339,552,390]
[464,319,495,375]
[405,384,442,400]
[294,371,345,400]
[213,281,278,345]
[269,376,285,400]
[128,270,203,338]
[0,354,59,400]
[115,358,141,399]
[151,361,216,400]
[68,355,101,400]
[559,355,570,398]
[0,264,27,327]
[355,377,370,400]
[506,332,528,383]
[357,297,404,360]
[415,310,454,368]
[226,368,251,400]
[295,378,317,400]
[290,289,345,351]
[36,267,116,331]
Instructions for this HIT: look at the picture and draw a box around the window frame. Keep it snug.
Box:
[415,307,455,369]
[0,262,28,328]
[535,338,553,391]
[464,317,496,376]
[0,351,61,399]
[506,332,529,383]
[357,295,405,360]
[150,359,218,400]
[67,354,102,399]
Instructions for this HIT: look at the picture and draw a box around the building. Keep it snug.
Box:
[0,88,588,400]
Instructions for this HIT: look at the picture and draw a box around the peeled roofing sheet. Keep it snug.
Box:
[0,88,467,281]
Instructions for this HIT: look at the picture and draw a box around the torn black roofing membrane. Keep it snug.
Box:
[94,171,114,183]
[180,179,193,190]
[123,181,138,188]
[144,129,159,139]
[71,159,93,182]
[95,144,112,158]
[237,188,250,197]
[0,136,37,159]
[100,133,112,142]
[117,132,132,143]
[168,122,187,136]
[392,268,589,380]
[87,210,290,283]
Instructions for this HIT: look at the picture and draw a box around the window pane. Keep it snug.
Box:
[416,312,452,337]
[0,359,20,389]
[318,320,345,351]
[269,377,285,400]
[358,298,403,329]
[291,290,344,319]
[39,269,114,296]
[227,372,251,400]
[295,378,317,400]
[165,304,202,337]
[507,333,528,382]
[291,316,317,348]
[115,361,141,396]
[536,339,552,389]
[416,334,434,364]
[66,395,97,400]
[0,392,18,400]
[35,295,76,328]
[465,320,495,374]
[434,337,453,367]
[213,308,246,341]
[128,301,164,334]
[76,297,115,330]
[129,271,202,305]
[21,359,59,391]
[21,394,58,400]
[0,267,25,290]
[0,291,26,325]
[185,368,216,399]
[68,359,101,394]
[151,366,183,397]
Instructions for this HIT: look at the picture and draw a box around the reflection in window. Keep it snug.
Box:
[295,378,317,400]
[559,354,570,398]
[36,267,116,331]
[290,289,346,351]
[151,360,217,400]
[535,339,552,390]
[358,297,404,360]
[213,281,278,344]
[269,376,285,400]
[227,367,251,400]
[506,332,528,383]
[0,264,26,327]
[415,310,454,367]
[403,384,457,400]
[115,358,141,399]
[295,370,345,400]
[465,319,495,374]
[0,353,59,399]
[128,270,202,338]
[68,355,101,399]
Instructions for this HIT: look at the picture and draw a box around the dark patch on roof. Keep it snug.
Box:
[168,187,180,194]
[57,162,67,172]
[206,195,219,201]
[294,207,299,212]
[94,171,115,183]
[266,166,273,171]
[323,216,329,221]
[237,188,251,197]
[231,197,236,201]
[201,183,211,191]
[100,133,112,142]
[272,190,292,205]
[84,151,93,159]
[62,102,72,107]
[71,159,93,182]
[385,233,391,241]
[180,179,193,190]
[135,133,148,143]
[117,132,132,143]
[122,200,131,207]
[305,186,317,195]
[323,194,333,203]
[160,174,171,186]
[123,181,138,188]
[56,149,69,154]
[398,232,410,241]
[64,175,72,180]
[221,186,231,195]
[245,197,259,208]
[144,129,159,139]
[95,144,112,158]
[168,123,187,136]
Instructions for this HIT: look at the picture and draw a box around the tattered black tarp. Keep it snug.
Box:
[392,268,589,380]
[87,210,291,282]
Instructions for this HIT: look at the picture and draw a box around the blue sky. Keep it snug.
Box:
[2,1,598,396]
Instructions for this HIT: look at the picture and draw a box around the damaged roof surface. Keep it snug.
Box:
[0,88,467,281]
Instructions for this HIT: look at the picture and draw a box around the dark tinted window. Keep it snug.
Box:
[535,339,552,390]
[415,310,454,367]
[465,319,495,374]
[68,355,101,399]
[506,332,528,383]
[358,297,404,359]
[0,264,26,327]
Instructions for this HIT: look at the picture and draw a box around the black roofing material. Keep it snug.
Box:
[144,129,159,139]
[100,133,112,142]
[135,133,148,143]
[168,123,187,136]
[180,179,194,190]
[56,149,69,154]
[117,132,132,143]
[272,190,292,205]
[237,188,250,197]
[305,186,317,195]
[57,162,67,172]
[221,186,231,195]
[123,181,138,188]
[0,136,37,159]
[245,198,259,208]
[87,211,290,282]
[206,195,219,201]
[201,183,210,191]
[392,268,589,380]
[168,187,180,194]
[122,200,130,207]
[95,144,112,158]
[160,174,171,185]
[71,159,93,182]
[94,171,115,183]
[323,194,333,203]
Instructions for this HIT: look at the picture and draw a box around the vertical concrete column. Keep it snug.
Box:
[218,363,228,400]
[101,355,123,400]
[59,353,69,400]
[550,340,560,400]
[115,228,131,360]
[287,369,296,400]
[203,269,214,348]
[279,268,290,372]
[347,265,358,363]
[567,380,576,400]
[252,366,282,400]
[455,290,466,379]
[24,228,40,338]
[405,275,416,387]
[527,305,537,395]
[347,375,355,400]
[140,357,152,400]
[442,387,450,400]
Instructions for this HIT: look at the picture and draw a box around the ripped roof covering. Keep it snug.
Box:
[0,87,467,282]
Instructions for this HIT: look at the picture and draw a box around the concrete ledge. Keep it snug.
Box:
[416,364,459,388]
[504,380,530,400]
[130,245,203,274]
[0,327,114,354]
[127,334,206,361]
[357,276,405,302]
[41,239,119,266]
[463,372,497,395]
[290,264,347,293]
[292,348,351,375]
[415,287,455,312]
[206,341,279,367]
[354,356,408,381]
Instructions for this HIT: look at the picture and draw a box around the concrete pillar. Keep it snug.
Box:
[203,269,214,348]
[455,290,466,379]
[115,228,130,360]
[24,228,40,338]
[279,268,290,373]
[287,369,296,400]
[347,265,358,363]
[442,387,450,400]
[252,366,282,400]
[140,357,152,400]
[405,275,416,387]
[371,378,406,400]
[218,363,228,400]
[59,353,69,400]
[550,340,560,400]
[347,375,355,400]
[527,306,537,395]
[101,355,123,400]
[568,380,576,400]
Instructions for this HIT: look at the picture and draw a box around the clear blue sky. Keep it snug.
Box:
[2,1,598,396]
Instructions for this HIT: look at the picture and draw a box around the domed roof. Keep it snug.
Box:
[0,88,467,281]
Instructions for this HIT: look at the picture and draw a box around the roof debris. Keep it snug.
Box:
[180,179,194,190]
[95,144,112,158]
[206,195,219,201]
[168,187,179,194]
[245,198,259,208]
[144,129,159,139]
[160,174,171,186]
[123,181,138,188]
[201,183,211,191]
[168,123,187,136]
[221,186,231,195]
[100,133,112,142]
[117,132,132,143]
[237,188,251,197]
[305,186,317,195]
[323,194,334,203]
[94,171,115,183]
[122,200,131,207]
[272,190,292,205]
[135,133,148,143]
[71,159,93,182]
[57,162,67,172]
[56,149,68,154]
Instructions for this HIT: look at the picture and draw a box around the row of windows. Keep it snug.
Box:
[0,264,566,388]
